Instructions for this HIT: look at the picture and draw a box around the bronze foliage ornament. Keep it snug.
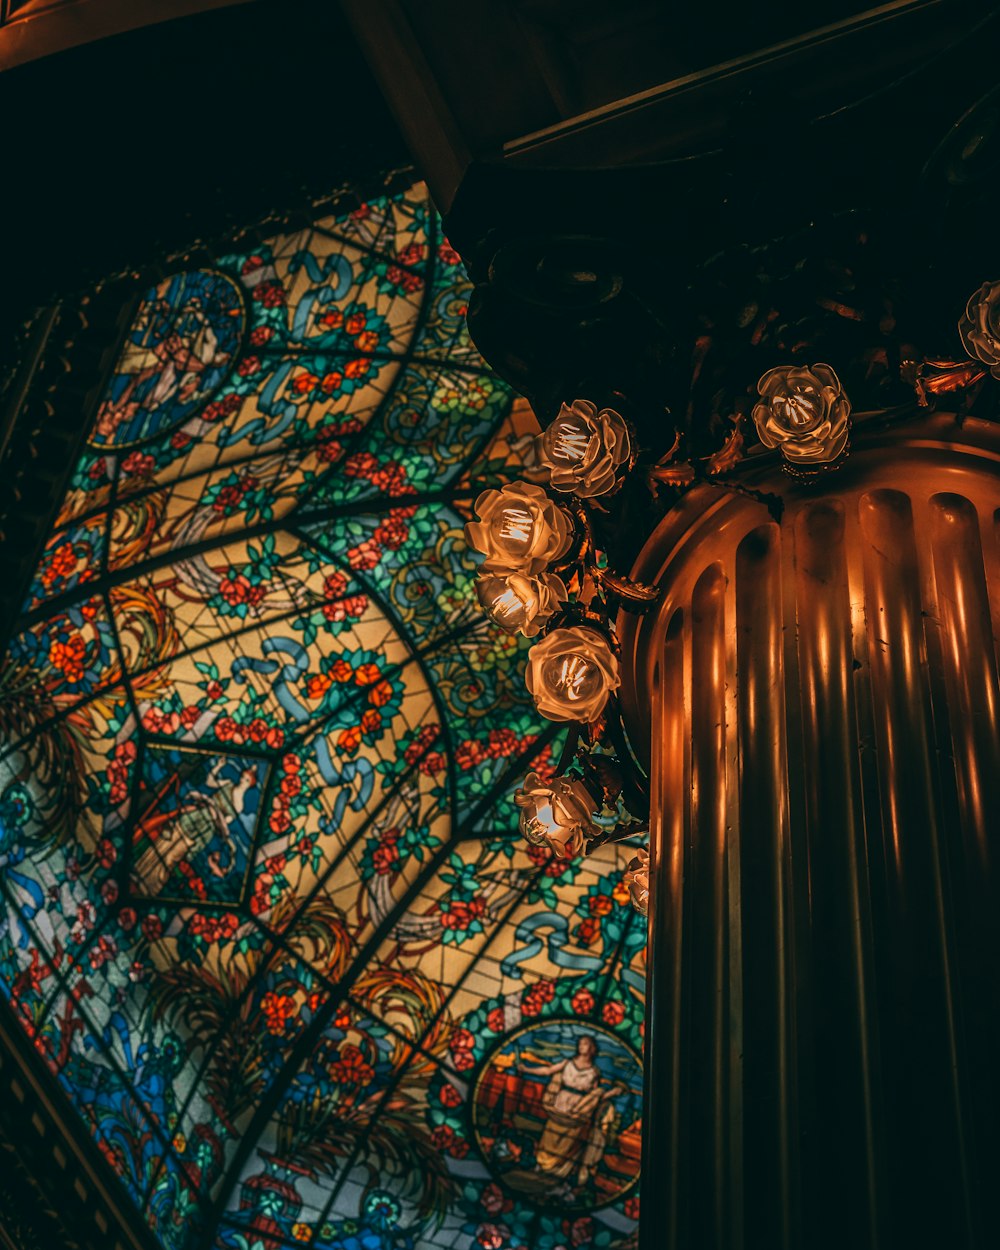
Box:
[905,277,1000,408]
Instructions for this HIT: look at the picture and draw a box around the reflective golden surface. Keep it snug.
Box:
[622,413,1000,1250]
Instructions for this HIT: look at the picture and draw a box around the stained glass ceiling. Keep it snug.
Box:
[0,187,645,1250]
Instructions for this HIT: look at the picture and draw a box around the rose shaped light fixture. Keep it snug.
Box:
[465,481,574,574]
[525,625,621,724]
[478,291,1000,917]
[623,849,650,917]
[515,770,599,857]
[474,570,568,636]
[752,363,851,471]
[531,398,634,497]
[958,279,1000,379]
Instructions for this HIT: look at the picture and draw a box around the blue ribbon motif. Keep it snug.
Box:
[312,749,374,826]
[500,911,603,980]
[232,638,310,724]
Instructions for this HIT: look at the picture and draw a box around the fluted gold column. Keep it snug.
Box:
[621,413,1000,1250]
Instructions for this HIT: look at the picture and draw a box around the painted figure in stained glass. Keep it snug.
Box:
[472,1020,642,1212]
[91,270,244,448]
[530,1034,625,1187]
[130,749,264,903]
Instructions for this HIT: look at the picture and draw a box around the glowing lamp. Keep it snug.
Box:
[623,849,650,916]
[525,625,621,724]
[514,771,596,858]
[465,482,573,575]
[475,570,566,637]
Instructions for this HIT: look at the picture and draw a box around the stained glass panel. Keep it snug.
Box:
[0,186,643,1250]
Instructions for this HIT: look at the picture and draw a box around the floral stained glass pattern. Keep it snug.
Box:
[0,186,644,1250]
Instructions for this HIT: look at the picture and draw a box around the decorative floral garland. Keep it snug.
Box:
[466,280,996,919]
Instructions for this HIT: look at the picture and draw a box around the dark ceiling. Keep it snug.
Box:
[0,0,965,353]
[0,0,410,348]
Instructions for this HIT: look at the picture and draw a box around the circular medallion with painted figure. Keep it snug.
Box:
[471,1018,642,1211]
